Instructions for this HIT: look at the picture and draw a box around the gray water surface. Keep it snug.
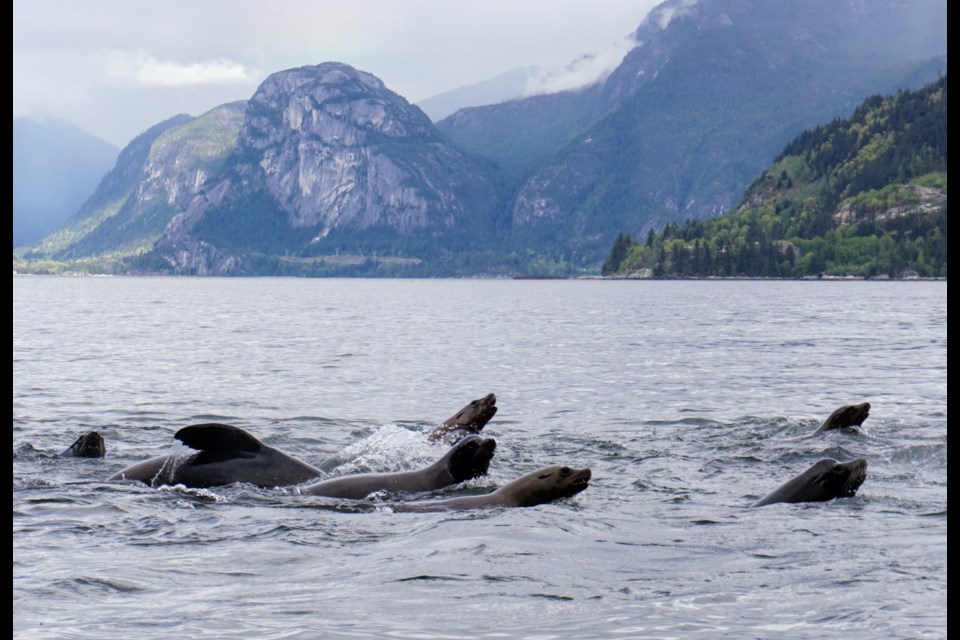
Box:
[13,277,947,639]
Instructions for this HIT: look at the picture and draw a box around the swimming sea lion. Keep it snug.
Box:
[108,424,496,494]
[301,435,497,498]
[60,431,106,458]
[750,458,868,507]
[811,403,870,435]
[427,393,498,444]
[107,423,323,488]
[389,465,592,512]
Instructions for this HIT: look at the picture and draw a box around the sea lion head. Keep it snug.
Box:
[812,458,868,499]
[429,393,499,443]
[61,431,106,458]
[452,393,498,430]
[446,435,497,483]
[823,403,871,430]
[507,465,592,507]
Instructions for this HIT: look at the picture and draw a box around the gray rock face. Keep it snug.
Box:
[162,238,243,276]
[131,103,246,227]
[241,65,429,232]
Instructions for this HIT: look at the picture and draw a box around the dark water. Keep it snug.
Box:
[13,277,946,639]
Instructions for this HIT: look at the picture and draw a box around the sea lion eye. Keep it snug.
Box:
[560,467,571,476]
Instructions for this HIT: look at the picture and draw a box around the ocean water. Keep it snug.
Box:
[13,276,947,639]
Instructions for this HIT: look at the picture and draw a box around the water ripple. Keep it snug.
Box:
[12,278,946,639]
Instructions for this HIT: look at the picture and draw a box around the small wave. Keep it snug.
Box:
[887,442,947,466]
[187,413,243,424]
[13,442,43,458]
[395,574,468,583]
[641,417,726,427]
[13,476,62,491]
[274,415,342,425]
[157,484,228,502]
[54,576,148,595]
[530,593,575,601]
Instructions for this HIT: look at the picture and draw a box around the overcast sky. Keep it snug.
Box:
[13,0,660,148]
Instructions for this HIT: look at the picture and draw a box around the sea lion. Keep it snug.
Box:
[427,393,498,444]
[750,458,868,507]
[107,424,496,493]
[388,465,592,512]
[60,431,106,458]
[811,403,870,435]
[107,423,323,488]
[301,435,497,498]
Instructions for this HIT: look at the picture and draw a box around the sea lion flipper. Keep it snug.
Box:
[175,423,264,454]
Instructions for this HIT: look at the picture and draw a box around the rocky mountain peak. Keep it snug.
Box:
[241,62,436,150]
[130,61,504,276]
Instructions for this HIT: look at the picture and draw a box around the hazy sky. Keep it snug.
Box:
[13,0,660,148]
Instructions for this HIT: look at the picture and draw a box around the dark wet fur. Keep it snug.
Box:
[428,393,498,443]
[175,423,263,464]
[812,403,870,435]
[108,423,321,488]
[299,435,497,498]
[751,458,868,507]
[390,465,591,512]
[447,436,497,482]
[60,432,106,458]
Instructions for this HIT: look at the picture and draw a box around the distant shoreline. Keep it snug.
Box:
[14,271,946,282]
[591,275,946,282]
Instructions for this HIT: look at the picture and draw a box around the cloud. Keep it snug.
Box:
[522,37,638,97]
[104,50,260,87]
[654,0,699,29]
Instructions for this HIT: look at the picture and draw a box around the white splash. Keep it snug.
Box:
[332,423,442,475]
[157,484,227,502]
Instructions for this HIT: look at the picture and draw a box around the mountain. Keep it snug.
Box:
[26,104,244,263]
[417,67,538,122]
[605,75,947,279]
[16,1,947,277]
[437,85,613,177]
[21,63,506,276]
[13,118,118,247]
[440,0,947,269]
[417,48,634,123]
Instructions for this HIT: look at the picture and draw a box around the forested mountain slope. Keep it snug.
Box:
[604,75,947,279]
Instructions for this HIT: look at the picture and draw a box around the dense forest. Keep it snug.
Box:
[604,75,947,279]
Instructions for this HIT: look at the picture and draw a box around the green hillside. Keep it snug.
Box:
[605,75,947,279]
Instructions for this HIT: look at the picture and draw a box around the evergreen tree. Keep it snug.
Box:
[602,232,637,275]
